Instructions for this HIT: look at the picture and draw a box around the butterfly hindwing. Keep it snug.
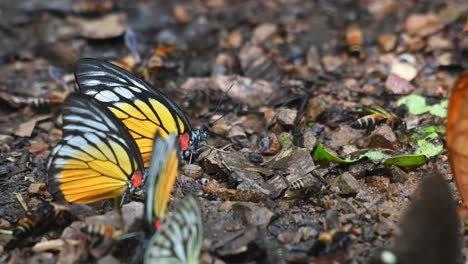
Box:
[145,133,180,232]
[47,93,144,204]
[75,58,192,166]
[144,195,202,264]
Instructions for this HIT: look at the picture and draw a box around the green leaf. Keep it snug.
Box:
[359,151,389,164]
[397,95,447,117]
[429,101,447,117]
[415,132,443,158]
[385,154,427,166]
[312,143,352,165]
[397,94,429,115]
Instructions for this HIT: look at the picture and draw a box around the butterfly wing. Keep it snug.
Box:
[447,71,468,205]
[47,93,144,204]
[75,58,192,166]
[144,195,202,264]
[145,132,180,231]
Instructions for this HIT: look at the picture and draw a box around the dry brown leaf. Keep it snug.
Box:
[68,13,127,39]
[14,115,51,137]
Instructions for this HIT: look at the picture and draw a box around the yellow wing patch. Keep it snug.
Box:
[49,134,138,204]
[153,150,179,220]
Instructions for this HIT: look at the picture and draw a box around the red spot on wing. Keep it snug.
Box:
[131,171,143,188]
[179,132,190,151]
[154,219,162,231]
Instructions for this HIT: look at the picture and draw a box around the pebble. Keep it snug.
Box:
[365,124,400,150]
[183,164,203,180]
[330,172,361,196]
[232,202,274,226]
[378,33,397,52]
[27,183,48,196]
[385,73,415,94]
[390,62,417,81]
[277,108,297,126]
[277,231,302,244]
[299,226,318,241]
[404,13,443,37]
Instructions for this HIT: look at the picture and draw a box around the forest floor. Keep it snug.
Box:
[0,0,467,263]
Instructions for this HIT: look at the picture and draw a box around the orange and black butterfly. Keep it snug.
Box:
[74,58,207,167]
[447,71,468,206]
[47,93,144,204]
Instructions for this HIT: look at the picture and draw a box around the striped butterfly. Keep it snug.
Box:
[47,93,144,204]
[145,132,180,232]
[144,195,203,264]
[74,58,207,167]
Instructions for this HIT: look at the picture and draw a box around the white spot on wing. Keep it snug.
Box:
[114,87,134,99]
[95,90,119,102]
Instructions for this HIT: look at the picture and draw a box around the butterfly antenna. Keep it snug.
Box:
[211,100,242,125]
[213,82,235,116]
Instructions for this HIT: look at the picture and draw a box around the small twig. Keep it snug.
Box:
[32,239,81,252]
[15,192,29,213]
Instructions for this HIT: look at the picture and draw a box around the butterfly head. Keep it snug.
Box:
[180,130,208,158]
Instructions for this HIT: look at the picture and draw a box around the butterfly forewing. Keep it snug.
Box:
[75,58,192,166]
[144,195,202,264]
[47,93,143,204]
[447,71,468,205]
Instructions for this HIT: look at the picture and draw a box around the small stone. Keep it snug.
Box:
[0,218,11,229]
[218,201,235,212]
[385,73,415,94]
[278,132,294,149]
[437,52,455,66]
[277,108,297,126]
[302,128,317,152]
[365,124,400,150]
[183,164,203,180]
[391,62,417,81]
[173,5,191,24]
[232,202,274,226]
[321,55,343,72]
[404,13,443,37]
[330,172,361,196]
[378,33,397,52]
[257,134,281,155]
[28,183,48,196]
[277,231,302,244]
[299,226,318,241]
[427,35,453,50]
[390,165,408,183]
[367,0,396,19]
[252,23,277,44]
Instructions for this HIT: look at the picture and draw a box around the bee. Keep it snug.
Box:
[80,224,123,239]
[284,175,323,199]
[351,105,404,130]
[345,25,364,57]
[7,92,68,112]
[81,224,133,258]
[13,203,76,239]
[309,230,352,257]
